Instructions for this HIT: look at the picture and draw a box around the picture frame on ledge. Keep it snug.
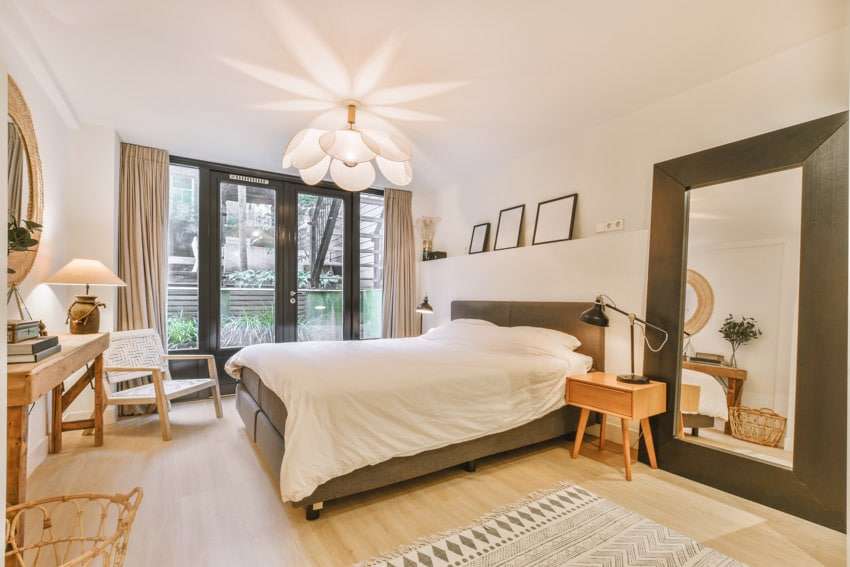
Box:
[468,222,490,254]
[494,205,524,251]
[532,193,578,245]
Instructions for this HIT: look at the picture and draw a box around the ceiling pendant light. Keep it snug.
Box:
[282,102,413,191]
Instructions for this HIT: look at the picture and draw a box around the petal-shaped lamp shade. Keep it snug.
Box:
[330,159,375,191]
[319,129,376,165]
[376,156,413,186]
[361,130,413,162]
[298,154,332,185]
[282,128,326,169]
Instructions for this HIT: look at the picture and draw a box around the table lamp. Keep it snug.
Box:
[416,295,434,335]
[580,294,669,383]
[44,258,127,334]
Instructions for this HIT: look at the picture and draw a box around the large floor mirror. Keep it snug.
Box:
[643,112,847,532]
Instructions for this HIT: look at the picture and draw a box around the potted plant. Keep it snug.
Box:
[718,314,762,367]
[8,214,42,274]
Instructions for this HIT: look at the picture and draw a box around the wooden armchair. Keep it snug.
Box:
[102,329,222,441]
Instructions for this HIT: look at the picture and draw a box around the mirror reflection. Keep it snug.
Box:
[7,75,44,287]
[7,118,30,223]
[680,168,802,469]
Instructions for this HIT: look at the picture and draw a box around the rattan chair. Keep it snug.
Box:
[102,329,223,441]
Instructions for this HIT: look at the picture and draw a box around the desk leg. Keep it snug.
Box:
[725,378,744,434]
[93,354,104,447]
[621,419,631,481]
[640,417,658,469]
[7,406,28,506]
[51,384,63,453]
[571,408,590,459]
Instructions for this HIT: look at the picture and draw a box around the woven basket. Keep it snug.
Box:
[5,488,143,567]
[728,406,787,447]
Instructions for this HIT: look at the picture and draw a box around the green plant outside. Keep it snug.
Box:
[167,288,383,348]
[167,312,198,350]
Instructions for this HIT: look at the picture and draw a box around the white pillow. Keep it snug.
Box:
[511,326,582,352]
[450,318,497,326]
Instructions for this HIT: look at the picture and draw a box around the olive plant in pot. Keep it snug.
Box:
[718,314,762,367]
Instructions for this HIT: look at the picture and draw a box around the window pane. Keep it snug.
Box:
[297,194,345,341]
[220,183,276,348]
[359,193,384,339]
[166,164,200,350]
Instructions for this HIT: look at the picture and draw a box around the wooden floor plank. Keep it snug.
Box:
[24,397,845,567]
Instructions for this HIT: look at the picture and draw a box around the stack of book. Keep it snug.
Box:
[7,334,61,364]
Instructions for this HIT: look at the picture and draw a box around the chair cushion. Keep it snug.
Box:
[109,378,216,403]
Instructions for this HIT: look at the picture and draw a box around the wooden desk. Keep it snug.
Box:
[566,372,666,480]
[682,360,747,434]
[6,333,109,506]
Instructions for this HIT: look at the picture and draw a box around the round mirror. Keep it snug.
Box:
[7,76,44,286]
[683,269,713,335]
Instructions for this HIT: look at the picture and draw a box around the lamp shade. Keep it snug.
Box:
[579,301,609,327]
[416,296,434,314]
[44,258,126,292]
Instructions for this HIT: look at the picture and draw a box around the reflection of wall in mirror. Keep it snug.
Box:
[686,169,802,451]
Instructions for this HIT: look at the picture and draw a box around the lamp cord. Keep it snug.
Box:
[599,294,669,353]
[638,323,669,353]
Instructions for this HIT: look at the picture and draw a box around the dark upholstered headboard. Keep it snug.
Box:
[450,300,605,371]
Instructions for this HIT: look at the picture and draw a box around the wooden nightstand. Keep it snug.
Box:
[566,372,666,480]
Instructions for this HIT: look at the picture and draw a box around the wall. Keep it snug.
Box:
[416,29,847,441]
[1,18,122,472]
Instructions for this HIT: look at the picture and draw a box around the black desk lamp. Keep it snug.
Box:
[416,295,434,334]
[580,294,669,383]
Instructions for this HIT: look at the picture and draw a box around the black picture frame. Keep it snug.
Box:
[532,193,578,245]
[493,205,524,250]
[468,222,490,254]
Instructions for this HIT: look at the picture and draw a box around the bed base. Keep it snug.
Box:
[233,300,605,520]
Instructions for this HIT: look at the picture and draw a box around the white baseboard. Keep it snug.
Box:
[63,407,117,425]
[27,435,49,476]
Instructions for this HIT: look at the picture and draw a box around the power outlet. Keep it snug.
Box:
[604,219,624,232]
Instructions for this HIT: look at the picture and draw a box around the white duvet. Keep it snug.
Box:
[224,319,593,502]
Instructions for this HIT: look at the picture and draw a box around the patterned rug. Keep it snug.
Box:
[355,482,745,566]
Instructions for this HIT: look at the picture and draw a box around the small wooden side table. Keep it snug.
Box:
[566,372,666,480]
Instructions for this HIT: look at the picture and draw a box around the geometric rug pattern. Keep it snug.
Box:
[354,483,746,567]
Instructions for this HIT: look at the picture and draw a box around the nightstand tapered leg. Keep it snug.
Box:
[572,408,590,459]
[640,417,658,469]
[621,418,632,481]
[598,414,606,450]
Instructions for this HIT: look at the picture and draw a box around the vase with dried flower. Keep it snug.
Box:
[718,314,762,367]
[414,216,441,261]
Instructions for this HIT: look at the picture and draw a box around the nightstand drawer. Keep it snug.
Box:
[567,381,632,416]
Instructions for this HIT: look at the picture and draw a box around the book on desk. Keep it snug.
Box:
[7,336,62,363]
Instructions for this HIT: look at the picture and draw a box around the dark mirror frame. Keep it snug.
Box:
[643,111,848,532]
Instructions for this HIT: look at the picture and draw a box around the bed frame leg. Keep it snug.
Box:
[464,460,477,473]
[305,502,323,521]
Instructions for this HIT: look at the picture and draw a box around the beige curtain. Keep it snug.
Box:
[8,122,23,221]
[381,188,416,338]
[117,143,169,339]
[116,143,169,416]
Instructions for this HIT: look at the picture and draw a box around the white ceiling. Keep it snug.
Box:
[5,0,848,191]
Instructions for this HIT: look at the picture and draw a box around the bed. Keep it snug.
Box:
[225,300,605,520]
[680,368,729,435]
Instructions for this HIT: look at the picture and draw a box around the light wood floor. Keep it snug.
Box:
[25,397,845,567]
